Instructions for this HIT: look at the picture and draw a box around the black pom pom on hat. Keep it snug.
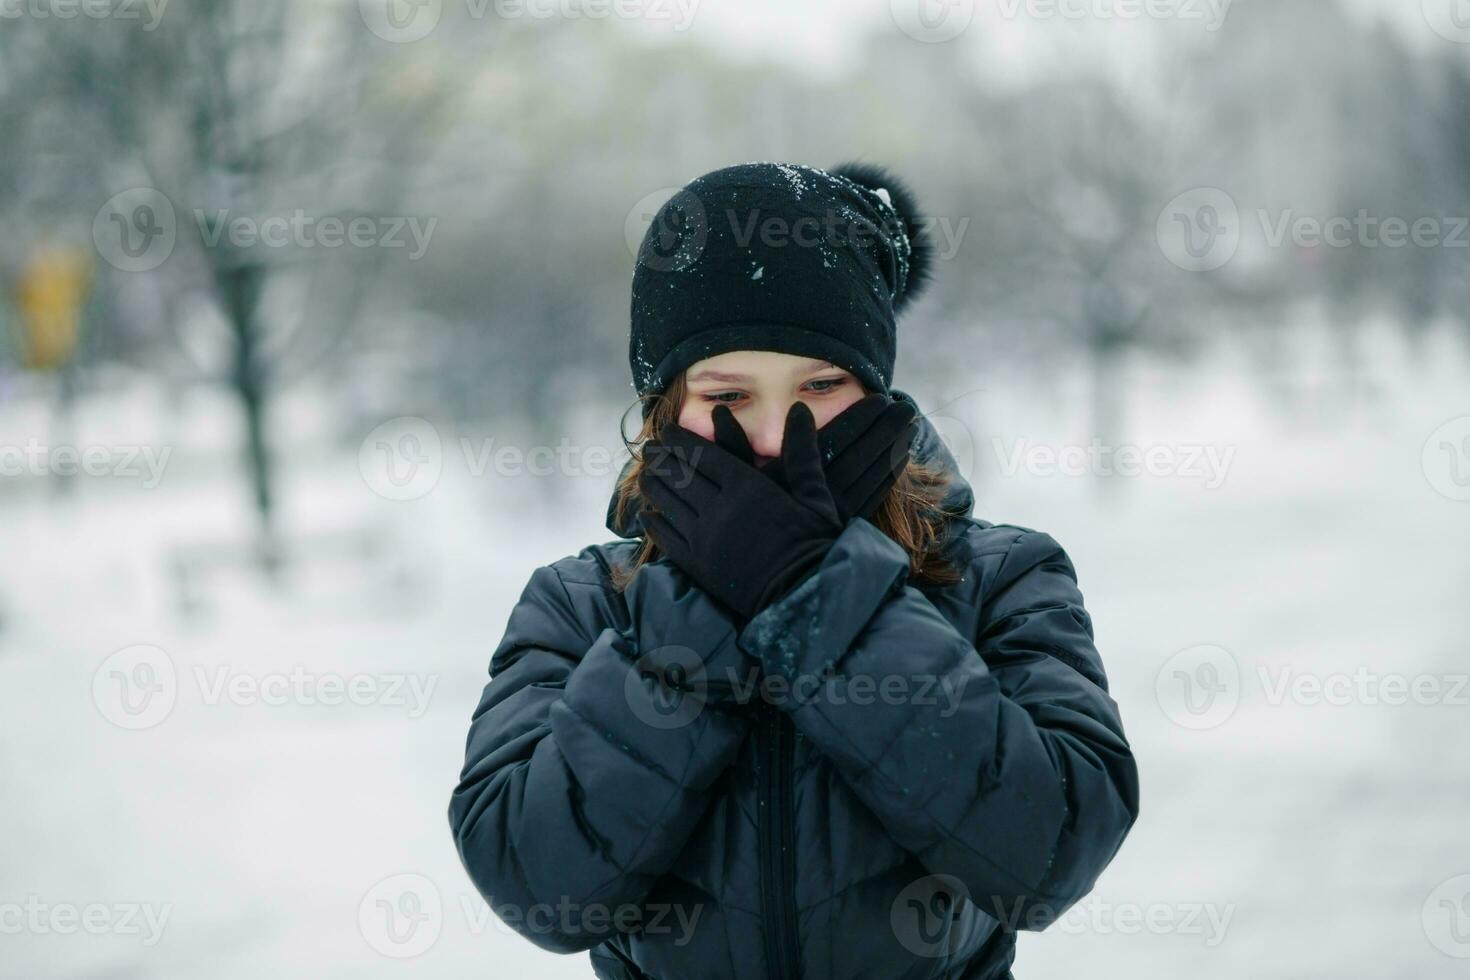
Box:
[824,160,936,315]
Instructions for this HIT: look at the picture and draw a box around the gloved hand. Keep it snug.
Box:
[638,401,843,623]
[759,393,919,522]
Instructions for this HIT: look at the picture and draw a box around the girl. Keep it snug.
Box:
[449,162,1139,979]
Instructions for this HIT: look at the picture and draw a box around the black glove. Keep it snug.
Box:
[760,393,919,522]
[638,401,843,623]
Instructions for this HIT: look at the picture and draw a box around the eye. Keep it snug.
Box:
[700,390,745,405]
[804,376,849,394]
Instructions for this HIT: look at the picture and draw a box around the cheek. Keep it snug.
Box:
[675,404,715,440]
[810,387,865,429]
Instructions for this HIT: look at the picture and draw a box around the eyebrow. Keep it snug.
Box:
[686,360,838,384]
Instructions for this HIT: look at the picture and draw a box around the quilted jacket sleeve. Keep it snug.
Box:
[449,557,750,953]
[737,518,1140,930]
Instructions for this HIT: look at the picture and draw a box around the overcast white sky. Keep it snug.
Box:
[619,0,1457,85]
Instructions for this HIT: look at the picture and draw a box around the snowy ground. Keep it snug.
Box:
[1,320,1467,978]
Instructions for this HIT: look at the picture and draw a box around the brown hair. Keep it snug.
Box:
[608,373,966,592]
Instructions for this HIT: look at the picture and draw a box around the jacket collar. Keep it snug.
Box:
[605,388,976,539]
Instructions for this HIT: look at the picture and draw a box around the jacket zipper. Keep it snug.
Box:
[756,699,800,979]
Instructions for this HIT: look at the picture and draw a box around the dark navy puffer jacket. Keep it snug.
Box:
[449,392,1140,980]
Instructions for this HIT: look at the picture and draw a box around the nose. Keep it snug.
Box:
[742,401,792,461]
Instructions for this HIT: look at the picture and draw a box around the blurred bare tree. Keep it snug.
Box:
[2,0,449,569]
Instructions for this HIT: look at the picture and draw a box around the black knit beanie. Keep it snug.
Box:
[628,161,935,416]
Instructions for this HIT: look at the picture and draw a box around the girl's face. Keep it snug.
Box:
[676,350,866,467]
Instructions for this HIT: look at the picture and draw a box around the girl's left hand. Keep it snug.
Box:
[759,393,918,522]
[638,401,843,622]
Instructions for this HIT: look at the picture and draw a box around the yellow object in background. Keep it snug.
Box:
[16,244,94,371]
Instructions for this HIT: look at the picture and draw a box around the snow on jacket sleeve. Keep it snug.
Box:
[449,557,751,953]
[737,518,1140,931]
